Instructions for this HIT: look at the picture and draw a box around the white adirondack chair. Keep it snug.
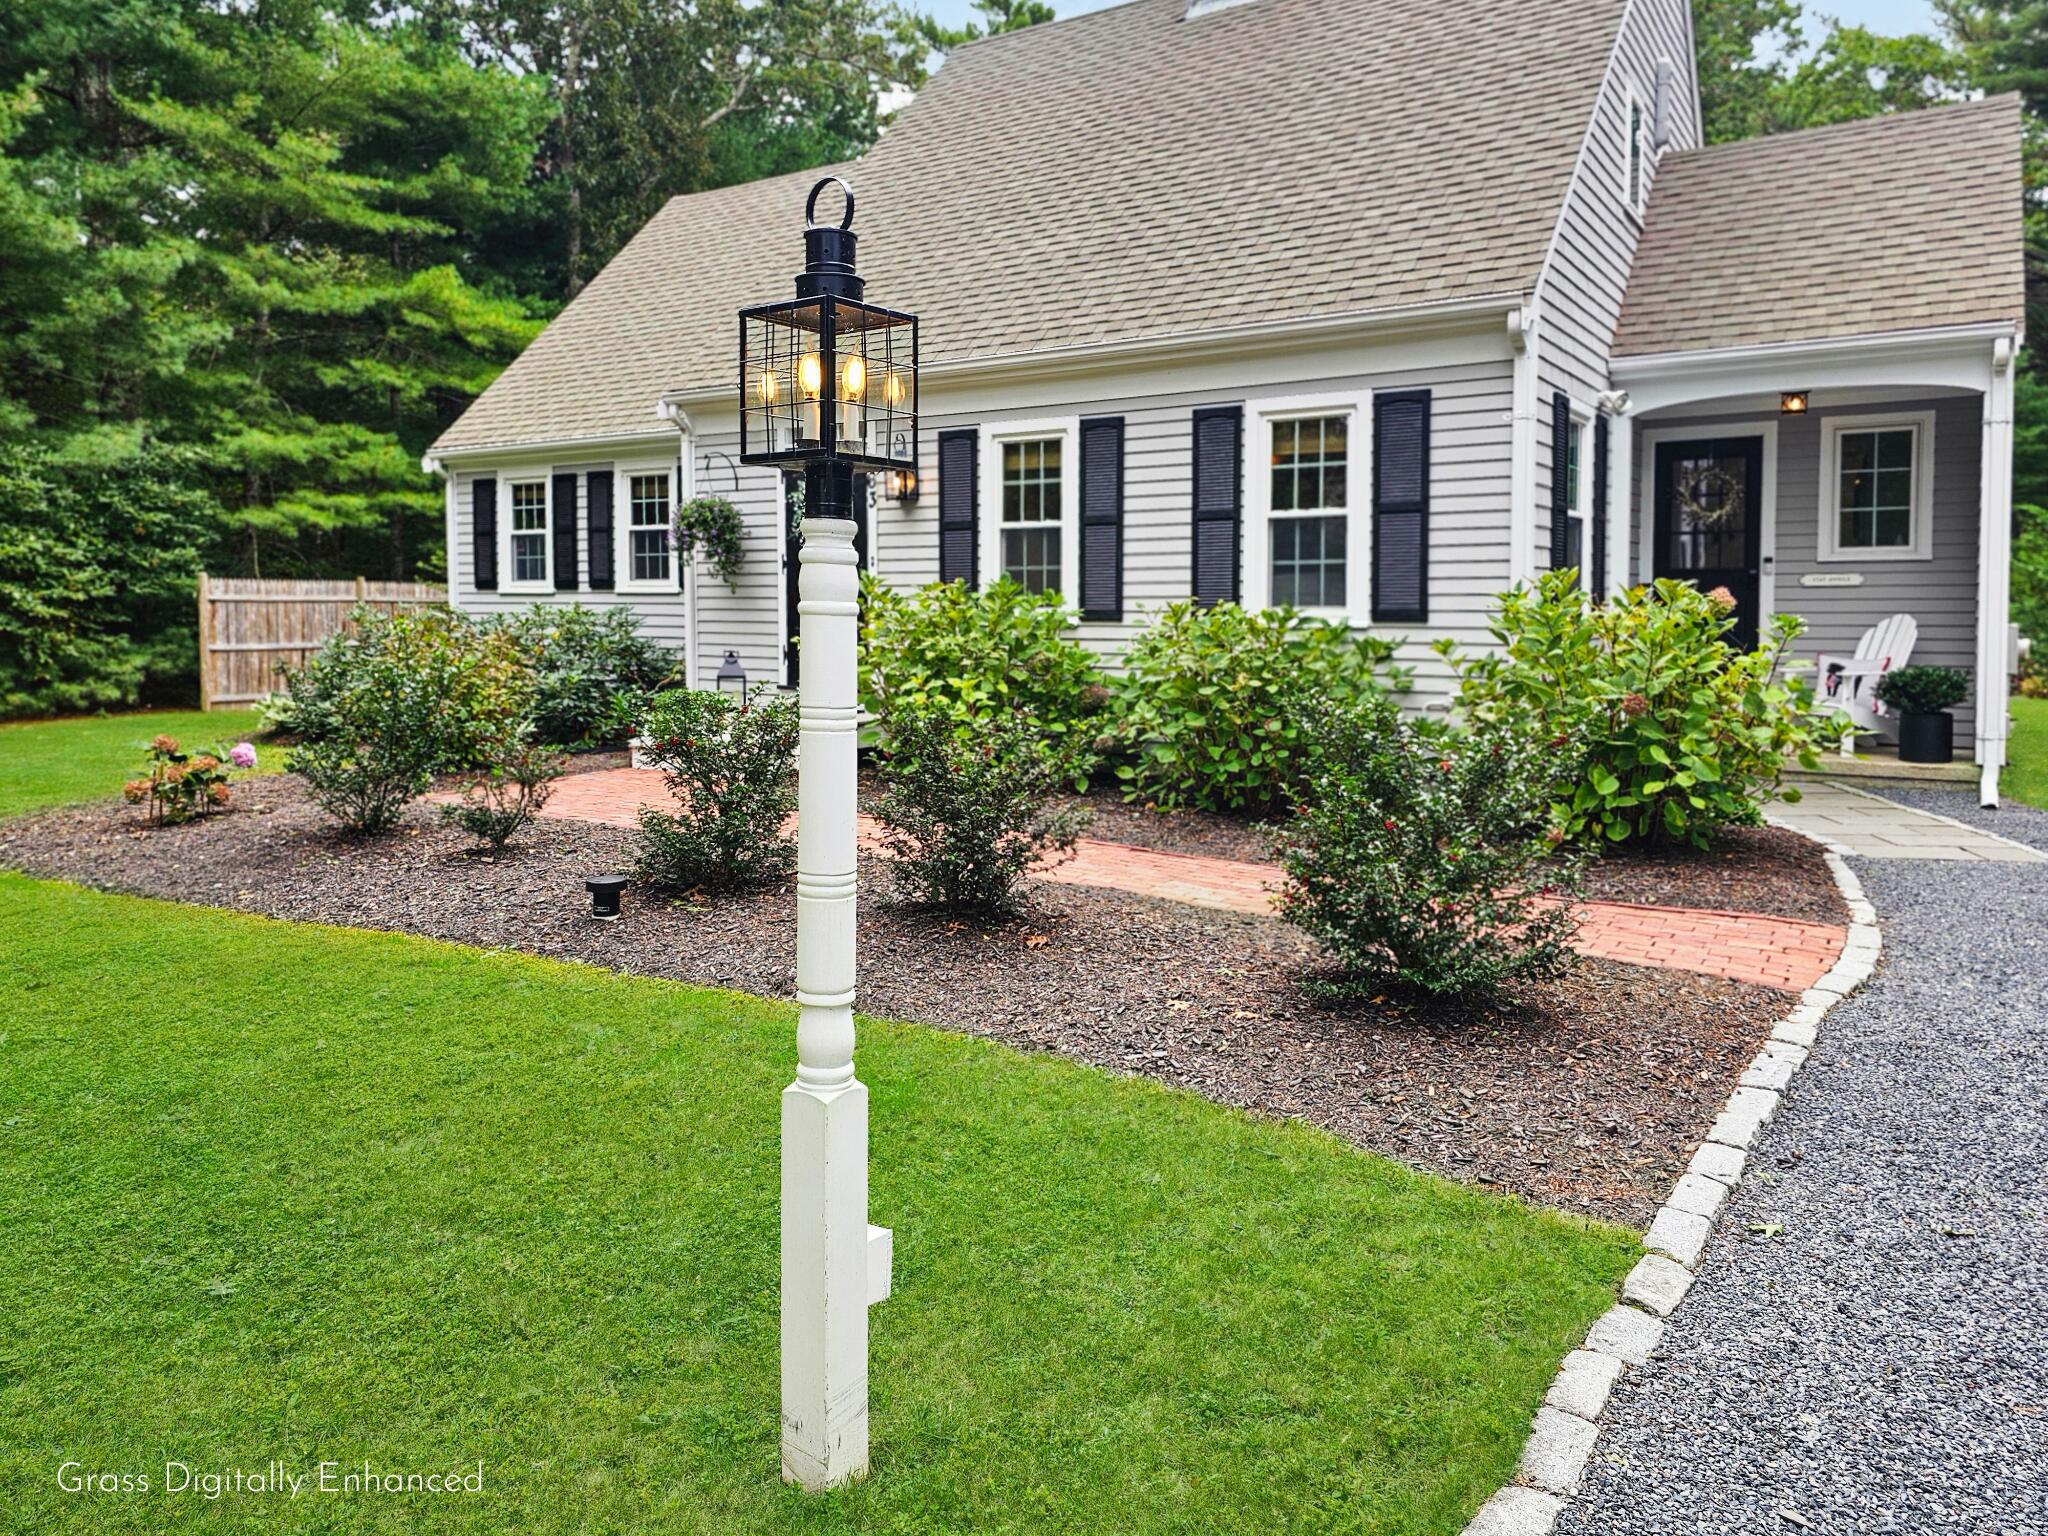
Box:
[1813,613,1918,754]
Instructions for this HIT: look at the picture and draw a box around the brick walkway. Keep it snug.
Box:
[531,767,1844,993]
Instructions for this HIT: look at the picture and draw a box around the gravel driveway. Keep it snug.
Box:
[1558,789,2048,1535]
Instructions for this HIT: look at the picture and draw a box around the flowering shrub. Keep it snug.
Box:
[1109,602,1410,814]
[229,741,259,769]
[860,576,1108,776]
[438,737,565,850]
[872,702,1090,913]
[634,687,799,891]
[1277,700,1585,999]
[123,734,238,825]
[1447,574,1840,848]
[483,605,674,747]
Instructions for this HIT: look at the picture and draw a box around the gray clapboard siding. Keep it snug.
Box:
[874,358,1516,709]
[1534,0,1700,574]
[1631,396,1983,745]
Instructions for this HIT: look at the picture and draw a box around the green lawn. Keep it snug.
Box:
[2004,697,2048,811]
[0,709,271,818]
[0,873,1632,1534]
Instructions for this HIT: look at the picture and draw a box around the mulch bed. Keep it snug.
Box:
[2,770,1797,1228]
[1575,823,1847,925]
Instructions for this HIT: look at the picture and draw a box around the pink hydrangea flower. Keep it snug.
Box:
[229,742,258,769]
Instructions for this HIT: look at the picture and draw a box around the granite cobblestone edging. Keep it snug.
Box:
[1460,850,1878,1536]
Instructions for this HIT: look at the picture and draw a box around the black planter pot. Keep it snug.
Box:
[1897,710,1955,765]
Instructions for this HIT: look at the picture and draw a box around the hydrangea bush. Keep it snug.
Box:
[1446,573,1839,848]
[123,734,245,825]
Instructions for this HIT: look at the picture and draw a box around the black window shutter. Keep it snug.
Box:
[1191,405,1242,605]
[1591,414,1610,598]
[586,470,615,590]
[1078,416,1124,621]
[471,477,498,592]
[551,471,579,590]
[1548,391,1571,573]
[937,429,978,585]
[1371,390,1431,623]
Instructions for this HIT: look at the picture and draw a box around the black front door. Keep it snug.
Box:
[780,473,869,689]
[1653,437,1763,649]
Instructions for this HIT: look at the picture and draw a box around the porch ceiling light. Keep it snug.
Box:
[1780,390,1810,415]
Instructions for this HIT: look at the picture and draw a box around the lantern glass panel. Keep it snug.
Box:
[742,300,825,460]
[740,298,916,471]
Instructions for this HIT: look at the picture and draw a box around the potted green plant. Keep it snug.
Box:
[1874,664,1969,764]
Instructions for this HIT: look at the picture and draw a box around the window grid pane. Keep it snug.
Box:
[1271,414,1347,516]
[1269,415,1347,607]
[1000,437,1063,591]
[511,482,547,583]
[1836,429,1915,550]
[1270,514,1347,609]
[629,473,670,582]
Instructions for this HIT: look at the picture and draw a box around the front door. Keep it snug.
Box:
[780,473,869,689]
[1652,437,1763,649]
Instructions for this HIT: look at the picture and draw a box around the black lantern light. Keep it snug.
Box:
[586,874,626,921]
[715,649,747,702]
[739,177,918,527]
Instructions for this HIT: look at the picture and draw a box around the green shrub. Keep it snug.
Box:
[1278,700,1585,999]
[1448,574,1839,848]
[438,738,565,850]
[634,688,799,891]
[860,576,1108,774]
[282,606,534,772]
[1110,601,1410,814]
[485,605,675,747]
[872,702,1090,913]
[1873,664,1968,716]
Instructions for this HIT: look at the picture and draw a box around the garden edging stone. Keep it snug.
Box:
[1458,849,1879,1536]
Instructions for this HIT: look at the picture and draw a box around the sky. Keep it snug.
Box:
[916,0,1944,45]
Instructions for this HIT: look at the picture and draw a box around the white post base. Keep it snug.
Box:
[781,1071,872,1489]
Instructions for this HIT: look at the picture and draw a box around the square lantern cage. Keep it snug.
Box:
[739,298,918,472]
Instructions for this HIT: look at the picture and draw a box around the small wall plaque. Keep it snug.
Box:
[1799,572,1864,588]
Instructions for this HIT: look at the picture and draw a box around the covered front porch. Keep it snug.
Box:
[1607,324,2018,806]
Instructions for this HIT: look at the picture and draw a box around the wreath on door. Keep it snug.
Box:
[1675,465,1744,530]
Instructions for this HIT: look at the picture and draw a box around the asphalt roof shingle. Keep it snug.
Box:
[434,0,1627,454]
[1613,95,2027,358]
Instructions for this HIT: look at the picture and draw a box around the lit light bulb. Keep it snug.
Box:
[882,370,906,408]
[797,352,823,398]
[840,354,866,399]
[756,368,780,407]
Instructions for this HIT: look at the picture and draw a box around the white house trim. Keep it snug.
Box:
[1636,420,1779,630]
[501,474,555,594]
[1815,410,1936,564]
[1509,304,1541,585]
[977,414,1081,601]
[1977,336,2018,805]
[1241,389,1373,626]
[615,457,685,595]
[1611,324,2022,416]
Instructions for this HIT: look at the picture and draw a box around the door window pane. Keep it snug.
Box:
[1665,452,1748,571]
[1001,438,1062,591]
[1270,415,1348,608]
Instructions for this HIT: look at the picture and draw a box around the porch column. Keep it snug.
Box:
[1975,339,2017,808]
[1608,409,1635,597]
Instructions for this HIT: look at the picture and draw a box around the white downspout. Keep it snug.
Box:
[1508,303,1541,586]
[1976,335,2018,808]
[657,400,699,691]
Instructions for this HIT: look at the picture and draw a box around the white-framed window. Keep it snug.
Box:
[1563,412,1592,588]
[1625,88,1648,214]
[619,467,676,591]
[1244,393,1370,622]
[507,478,551,589]
[978,417,1079,597]
[1819,412,1935,562]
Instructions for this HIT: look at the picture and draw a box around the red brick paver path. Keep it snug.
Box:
[530,767,1844,993]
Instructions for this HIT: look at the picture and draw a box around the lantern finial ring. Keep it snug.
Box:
[805,176,855,231]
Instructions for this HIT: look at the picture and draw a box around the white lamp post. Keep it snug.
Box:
[738,176,918,1490]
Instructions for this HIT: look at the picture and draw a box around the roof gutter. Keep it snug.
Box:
[1610,321,2022,379]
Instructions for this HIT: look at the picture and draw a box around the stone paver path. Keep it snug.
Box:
[1558,789,2048,1534]
[535,767,1844,993]
[1770,779,2045,862]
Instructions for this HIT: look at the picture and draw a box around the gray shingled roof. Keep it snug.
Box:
[435,0,1628,454]
[1614,95,2026,359]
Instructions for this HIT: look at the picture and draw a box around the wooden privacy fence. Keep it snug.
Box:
[197,575,446,709]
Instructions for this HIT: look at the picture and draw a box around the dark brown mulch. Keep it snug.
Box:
[1576,823,1848,926]
[2,775,1791,1228]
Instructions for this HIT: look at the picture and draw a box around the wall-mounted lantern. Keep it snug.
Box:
[715,649,747,703]
[885,467,919,504]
